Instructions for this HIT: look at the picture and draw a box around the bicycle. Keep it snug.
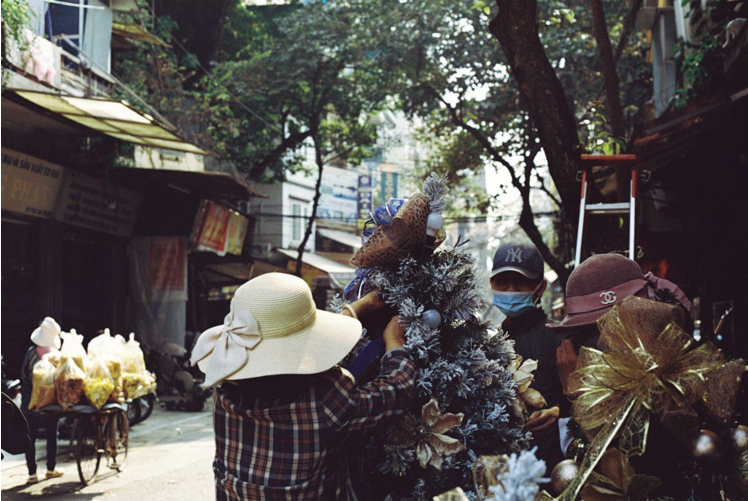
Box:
[72,403,129,485]
[41,402,129,485]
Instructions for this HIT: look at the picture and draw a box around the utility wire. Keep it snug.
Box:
[141,1,288,138]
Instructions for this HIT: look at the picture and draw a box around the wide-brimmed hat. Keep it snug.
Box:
[30,317,62,349]
[190,273,362,387]
[549,254,648,332]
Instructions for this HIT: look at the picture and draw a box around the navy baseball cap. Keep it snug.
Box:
[490,241,544,281]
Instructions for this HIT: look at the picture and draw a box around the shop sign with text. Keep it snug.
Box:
[1,148,64,219]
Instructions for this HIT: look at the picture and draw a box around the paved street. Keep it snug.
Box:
[1,404,216,500]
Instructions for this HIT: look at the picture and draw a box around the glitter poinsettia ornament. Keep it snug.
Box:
[507,356,547,419]
[388,399,467,470]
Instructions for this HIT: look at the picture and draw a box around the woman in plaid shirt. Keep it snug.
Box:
[191,273,417,500]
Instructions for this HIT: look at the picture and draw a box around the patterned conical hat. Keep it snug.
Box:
[351,193,432,268]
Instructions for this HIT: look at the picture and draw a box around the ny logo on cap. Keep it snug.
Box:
[507,247,523,263]
[600,291,617,305]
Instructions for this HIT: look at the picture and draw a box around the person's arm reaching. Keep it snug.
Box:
[324,316,417,444]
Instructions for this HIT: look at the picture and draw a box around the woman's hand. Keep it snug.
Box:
[525,406,560,436]
[348,289,387,318]
[556,338,579,395]
[382,315,406,352]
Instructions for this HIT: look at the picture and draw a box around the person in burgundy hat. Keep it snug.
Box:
[489,241,564,471]
[549,252,695,454]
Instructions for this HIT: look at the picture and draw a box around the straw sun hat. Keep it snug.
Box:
[191,273,362,387]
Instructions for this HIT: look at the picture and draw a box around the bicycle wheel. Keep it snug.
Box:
[126,399,141,426]
[139,394,156,422]
[106,410,128,472]
[74,416,101,485]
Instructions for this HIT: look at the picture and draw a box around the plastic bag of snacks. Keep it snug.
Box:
[54,355,86,410]
[87,329,111,358]
[60,330,88,372]
[103,353,125,403]
[29,358,57,410]
[43,350,61,368]
[84,356,115,409]
[121,333,146,374]
[121,333,146,399]
[129,370,157,399]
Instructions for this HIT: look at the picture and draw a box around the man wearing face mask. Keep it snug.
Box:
[490,241,564,470]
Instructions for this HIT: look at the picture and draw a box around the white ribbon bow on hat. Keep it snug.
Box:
[190,305,262,388]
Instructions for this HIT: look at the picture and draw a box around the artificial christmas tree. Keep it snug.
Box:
[342,174,534,499]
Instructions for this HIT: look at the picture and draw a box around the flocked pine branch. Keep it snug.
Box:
[422,172,450,215]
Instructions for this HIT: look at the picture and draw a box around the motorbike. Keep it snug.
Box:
[1,357,22,408]
[142,338,210,412]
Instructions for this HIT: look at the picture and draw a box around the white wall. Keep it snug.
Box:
[134,147,206,172]
[282,174,316,251]
[249,177,316,252]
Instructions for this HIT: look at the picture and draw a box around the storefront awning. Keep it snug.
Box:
[317,228,362,249]
[113,168,266,200]
[277,248,357,289]
[12,90,208,155]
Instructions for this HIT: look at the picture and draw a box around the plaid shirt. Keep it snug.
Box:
[213,349,417,501]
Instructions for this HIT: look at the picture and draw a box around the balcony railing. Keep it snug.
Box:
[4,29,114,98]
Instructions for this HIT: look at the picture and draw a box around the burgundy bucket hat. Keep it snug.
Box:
[549,254,649,331]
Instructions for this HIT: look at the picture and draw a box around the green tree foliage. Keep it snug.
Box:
[205,0,394,182]
[2,0,33,88]
[112,5,224,156]
[344,0,647,282]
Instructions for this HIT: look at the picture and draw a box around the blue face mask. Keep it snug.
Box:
[492,283,541,318]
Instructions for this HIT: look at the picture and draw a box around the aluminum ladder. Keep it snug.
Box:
[574,154,641,267]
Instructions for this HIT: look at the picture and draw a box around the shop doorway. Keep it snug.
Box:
[1,218,39,377]
[61,237,113,340]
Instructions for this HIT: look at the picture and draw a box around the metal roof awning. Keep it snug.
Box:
[317,228,362,249]
[113,168,266,200]
[632,90,748,170]
[112,23,170,47]
[277,249,357,288]
[198,261,254,288]
[13,90,208,155]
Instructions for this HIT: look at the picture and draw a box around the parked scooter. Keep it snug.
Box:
[1,357,22,408]
[142,340,209,412]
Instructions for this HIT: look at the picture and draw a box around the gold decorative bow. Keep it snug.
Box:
[556,296,728,501]
[387,398,466,470]
[190,305,262,387]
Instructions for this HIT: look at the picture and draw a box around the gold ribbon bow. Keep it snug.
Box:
[555,296,726,501]
[190,305,262,388]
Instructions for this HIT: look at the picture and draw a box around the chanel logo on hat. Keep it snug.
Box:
[600,291,617,305]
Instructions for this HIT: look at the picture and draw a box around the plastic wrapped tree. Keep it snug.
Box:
[342,174,532,500]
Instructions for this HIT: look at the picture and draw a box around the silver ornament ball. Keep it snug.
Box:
[692,429,725,466]
[551,459,579,495]
[422,309,442,328]
[726,425,748,453]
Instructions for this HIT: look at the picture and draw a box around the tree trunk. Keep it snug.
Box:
[614,0,644,68]
[295,135,325,276]
[589,0,626,139]
[519,202,571,287]
[490,0,630,263]
[489,0,583,226]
